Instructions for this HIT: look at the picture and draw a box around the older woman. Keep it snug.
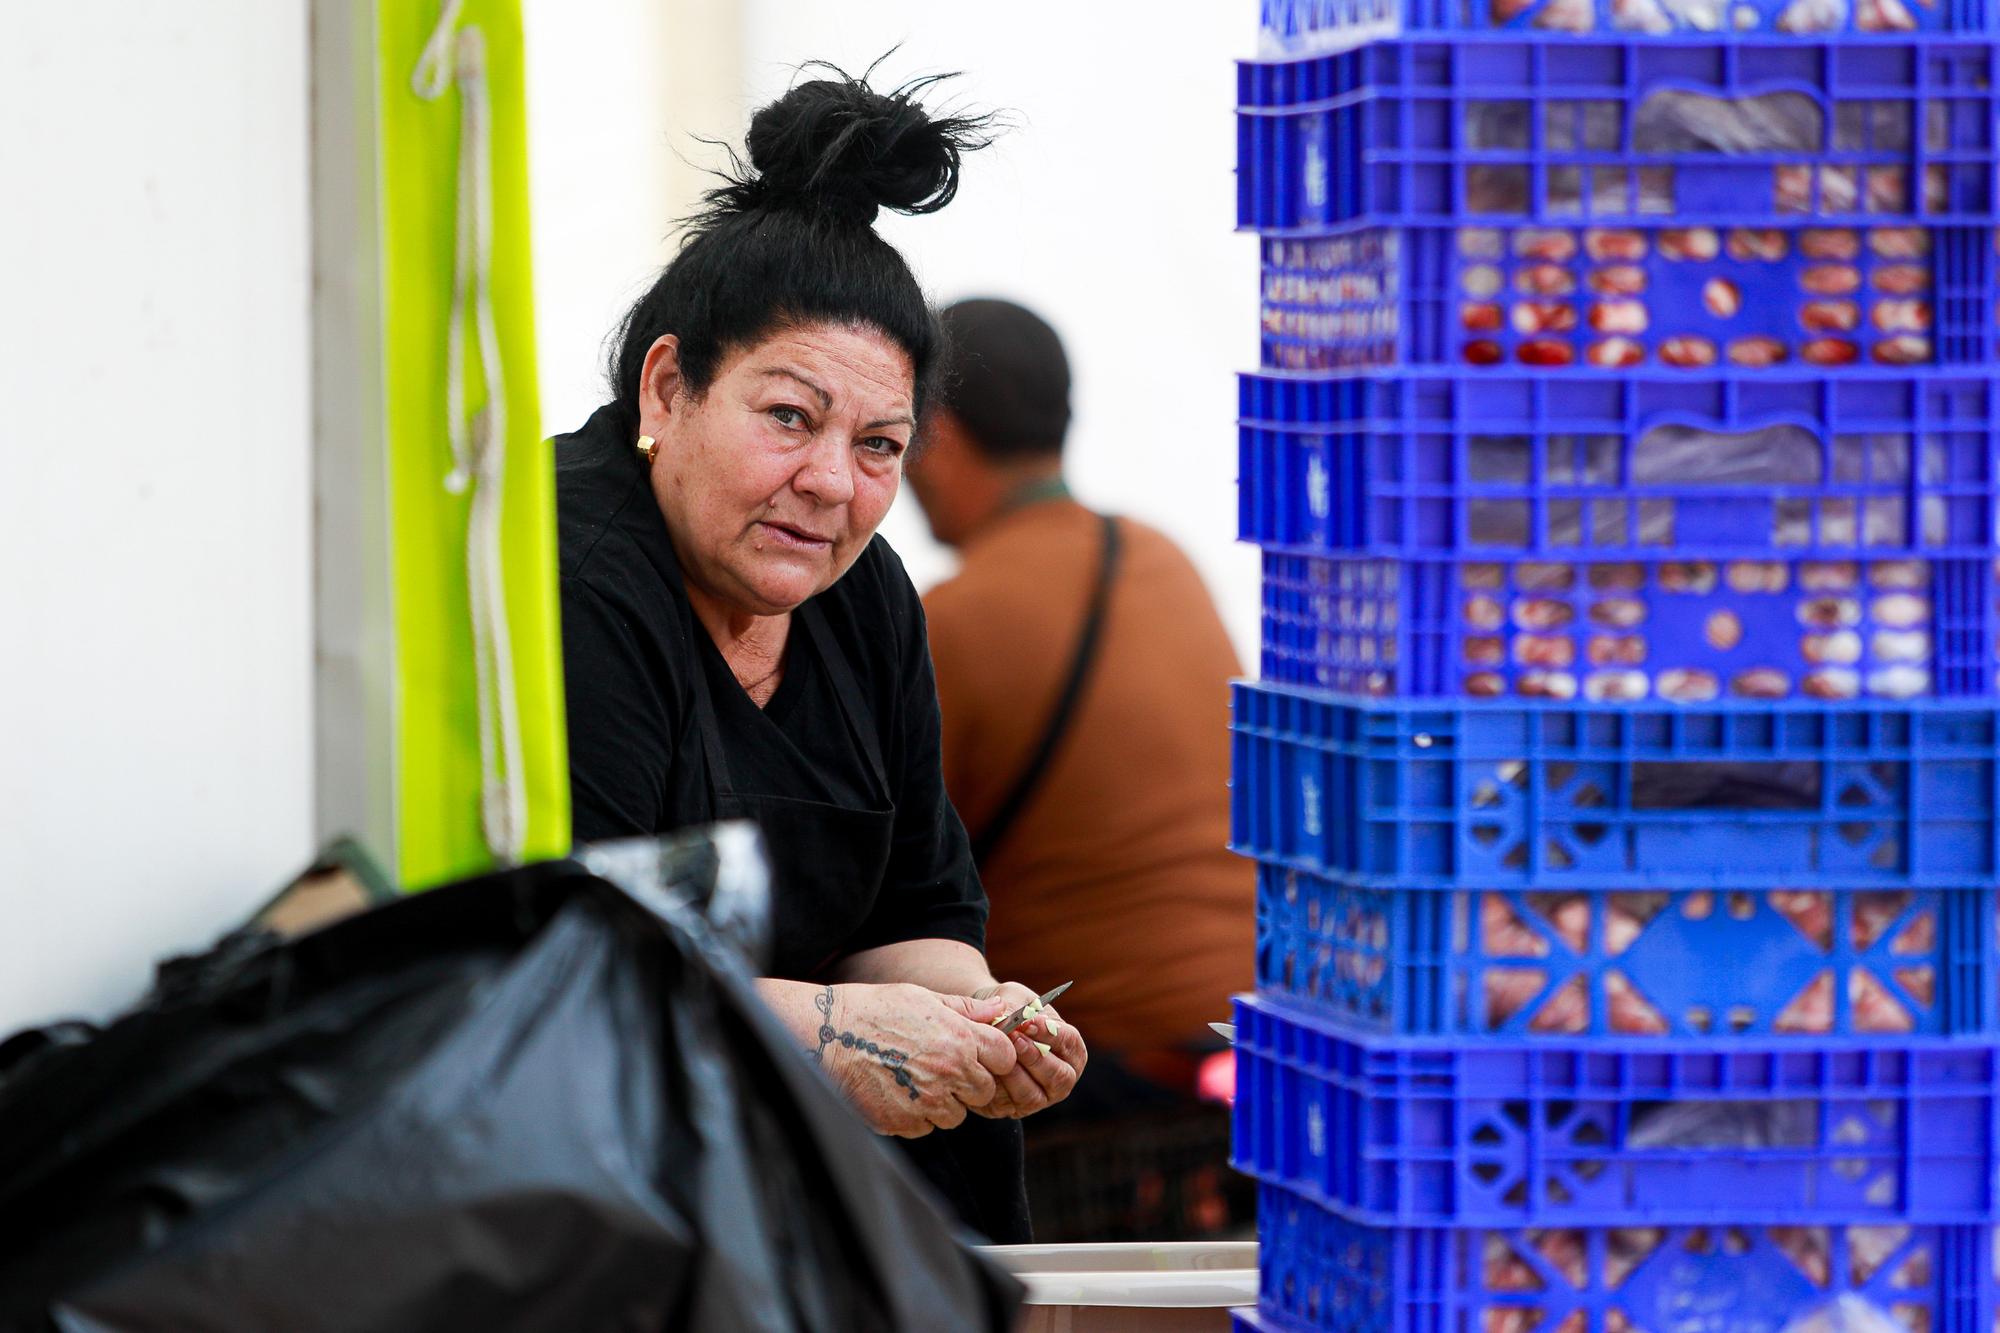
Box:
[554,72,1085,1242]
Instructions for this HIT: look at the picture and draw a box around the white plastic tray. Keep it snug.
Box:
[979,1242,1257,1333]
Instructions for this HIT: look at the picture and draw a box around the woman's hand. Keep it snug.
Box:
[969,981,1089,1120]
[814,983,1019,1138]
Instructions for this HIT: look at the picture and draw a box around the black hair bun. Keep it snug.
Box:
[715,64,994,227]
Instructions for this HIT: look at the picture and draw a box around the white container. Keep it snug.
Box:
[980,1241,1257,1333]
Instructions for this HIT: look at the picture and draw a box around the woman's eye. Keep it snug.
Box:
[770,405,806,429]
[862,436,907,457]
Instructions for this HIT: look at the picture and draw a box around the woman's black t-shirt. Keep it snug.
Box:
[555,404,988,979]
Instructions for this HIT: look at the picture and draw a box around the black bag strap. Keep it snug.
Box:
[971,513,1122,866]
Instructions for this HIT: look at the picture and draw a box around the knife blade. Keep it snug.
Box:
[997,980,1073,1034]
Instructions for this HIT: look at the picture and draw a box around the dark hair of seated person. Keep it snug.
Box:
[604,61,996,431]
[936,297,1073,461]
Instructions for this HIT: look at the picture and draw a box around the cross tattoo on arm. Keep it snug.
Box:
[810,984,920,1100]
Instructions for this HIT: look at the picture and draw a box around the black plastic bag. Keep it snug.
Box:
[0,827,1022,1333]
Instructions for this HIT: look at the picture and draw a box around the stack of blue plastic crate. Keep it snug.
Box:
[1230,0,2000,1327]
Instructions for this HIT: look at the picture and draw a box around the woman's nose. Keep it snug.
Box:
[795,436,856,505]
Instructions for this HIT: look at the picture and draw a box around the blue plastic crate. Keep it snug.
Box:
[1229,684,2000,887]
[1256,860,1999,1038]
[1261,552,1996,700]
[1238,39,2000,231]
[1243,1181,1996,1333]
[1259,0,2000,50]
[1258,225,1995,372]
[1239,371,2000,556]
[1232,992,2000,1224]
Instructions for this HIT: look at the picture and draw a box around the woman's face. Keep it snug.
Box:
[639,322,915,617]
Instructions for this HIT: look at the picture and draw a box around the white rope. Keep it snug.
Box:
[413,2,528,865]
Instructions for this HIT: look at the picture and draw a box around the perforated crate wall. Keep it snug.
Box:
[1238,39,2000,231]
[1239,371,2000,558]
[1258,0,2000,51]
[1232,993,2000,1225]
[1242,1183,1998,1333]
[1261,552,1997,701]
[1259,223,1996,371]
[1230,685,2000,887]
[1255,861,1999,1039]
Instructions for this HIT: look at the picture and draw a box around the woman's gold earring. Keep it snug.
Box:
[636,434,657,463]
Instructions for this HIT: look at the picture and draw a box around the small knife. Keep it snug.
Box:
[1209,1022,1237,1045]
[997,980,1074,1034]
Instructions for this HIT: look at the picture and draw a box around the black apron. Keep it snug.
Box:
[683,595,1032,1244]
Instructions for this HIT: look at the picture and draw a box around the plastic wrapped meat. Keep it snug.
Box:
[1799,228,1860,261]
[1515,229,1580,263]
[1516,263,1576,296]
[1633,91,1822,156]
[1856,0,1917,28]
[1588,632,1648,664]
[1512,301,1578,334]
[1629,424,1819,487]
[1585,229,1648,262]
[1589,265,1648,295]
[1734,667,1794,699]
[1803,338,1861,366]
[1802,266,1862,295]
[1729,228,1791,262]
[1771,1228,1834,1286]
[1518,671,1578,699]
[1590,300,1648,334]
[1661,336,1718,368]
[1483,893,1553,959]
[1771,890,1834,949]
[1872,334,1931,365]
[1705,610,1744,649]
[1611,0,1677,31]
[1535,0,1599,30]
[1587,337,1647,367]
[1779,1295,1909,1333]
[1776,970,1836,1032]
[1605,972,1671,1033]
[1872,265,1928,294]
[1703,278,1741,317]
[1658,0,1731,29]
[1659,227,1721,262]
[1658,667,1722,703]
[1777,0,1849,27]
[1801,300,1861,333]
[1800,561,1861,592]
[1628,1097,1818,1150]
[1869,557,1929,589]
[1518,338,1576,366]
[1729,336,1790,367]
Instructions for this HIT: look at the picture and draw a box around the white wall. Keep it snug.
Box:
[523,0,679,436]
[525,1,1263,660]
[0,6,314,1030]
[523,0,748,437]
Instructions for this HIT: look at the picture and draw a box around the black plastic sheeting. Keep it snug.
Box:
[0,834,1022,1333]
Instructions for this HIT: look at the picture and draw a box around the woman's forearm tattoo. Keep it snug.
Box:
[811,985,838,1063]
[810,984,919,1100]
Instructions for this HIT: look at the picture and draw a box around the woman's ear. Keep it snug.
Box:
[636,335,683,437]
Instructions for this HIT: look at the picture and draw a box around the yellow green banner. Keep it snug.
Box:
[375,0,568,887]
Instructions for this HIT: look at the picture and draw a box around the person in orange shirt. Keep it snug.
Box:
[908,298,1253,1115]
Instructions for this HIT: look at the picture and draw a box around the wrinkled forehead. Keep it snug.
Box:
[725,320,916,421]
